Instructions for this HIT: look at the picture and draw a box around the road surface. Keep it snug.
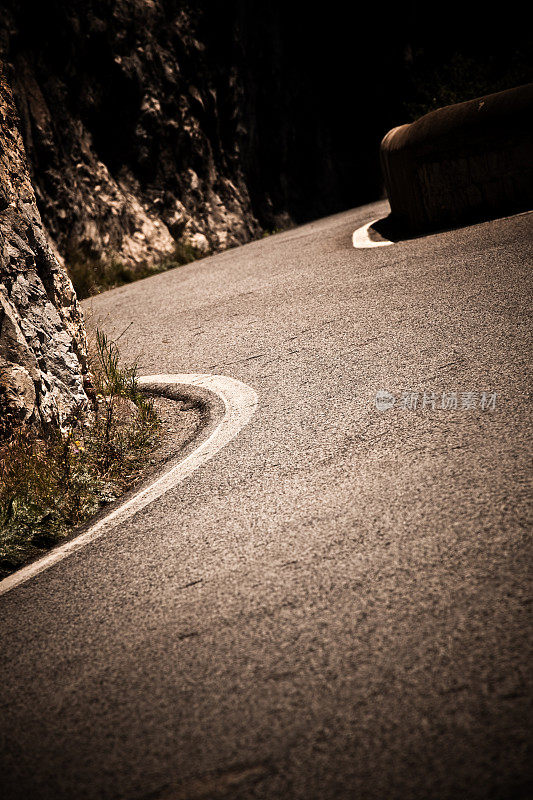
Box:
[1,200,532,799]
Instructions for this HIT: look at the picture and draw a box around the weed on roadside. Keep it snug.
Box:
[0,330,160,578]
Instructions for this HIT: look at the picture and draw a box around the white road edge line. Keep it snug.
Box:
[352,218,394,248]
[0,373,258,597]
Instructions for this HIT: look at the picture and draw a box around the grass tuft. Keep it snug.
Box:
[0,329,160,578]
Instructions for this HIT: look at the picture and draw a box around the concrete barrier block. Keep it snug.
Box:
[380,84,533,232]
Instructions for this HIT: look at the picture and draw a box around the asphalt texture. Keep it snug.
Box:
[1,200,532,800]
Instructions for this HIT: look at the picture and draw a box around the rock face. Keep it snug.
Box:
[0,67,88,432]
[0,0,530,289]
[0,1,418,281]
[0,1,263,277]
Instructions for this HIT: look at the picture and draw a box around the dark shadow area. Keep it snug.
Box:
[371,206,532,244]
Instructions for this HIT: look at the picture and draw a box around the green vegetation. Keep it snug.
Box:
[68,241,204,299]
[0,330,160,578]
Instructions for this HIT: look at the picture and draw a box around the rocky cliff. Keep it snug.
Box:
[0,1,265,285]
[3,1,527,289]
[0,67,88,432]
[0,0,414,288]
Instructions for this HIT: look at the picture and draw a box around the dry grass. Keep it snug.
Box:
[0,330,160,578]
[68,241,204,299]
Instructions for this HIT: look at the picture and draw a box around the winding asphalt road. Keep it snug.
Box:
[1,200,532,799]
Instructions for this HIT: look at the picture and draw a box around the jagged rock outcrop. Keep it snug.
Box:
[0,67,88,432]
[0,1,263,278]
[0,1,411,282]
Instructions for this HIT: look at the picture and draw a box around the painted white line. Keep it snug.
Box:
[0,374,258,597]
[352,219,394,248]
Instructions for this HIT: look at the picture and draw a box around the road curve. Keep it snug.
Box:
[1,200,531,800]
[0,374,258,597]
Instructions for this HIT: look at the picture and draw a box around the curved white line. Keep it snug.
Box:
[352,219,394,248]
[0,374,258,597]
